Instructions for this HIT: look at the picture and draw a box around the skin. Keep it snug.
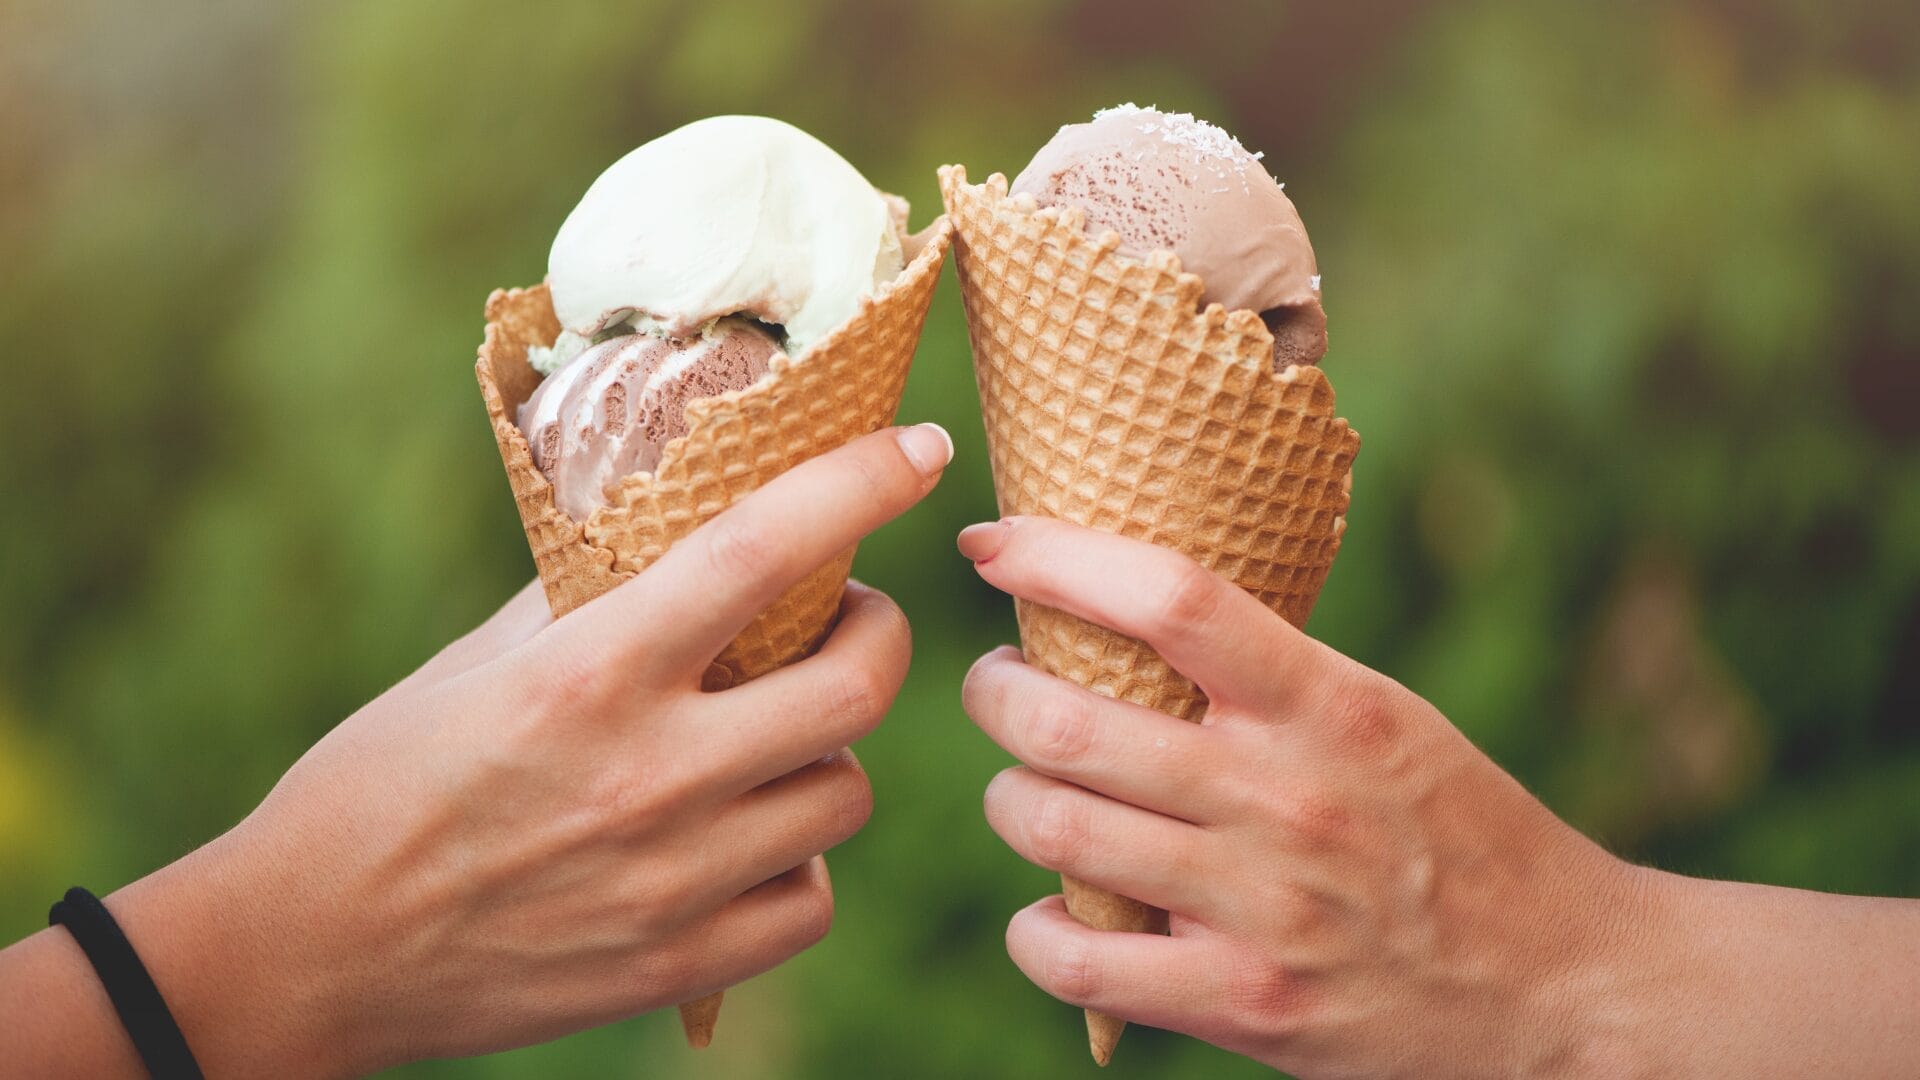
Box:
[0,422,955,1079]
[959,515,1920,1080]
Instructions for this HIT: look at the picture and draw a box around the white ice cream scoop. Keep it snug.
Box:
[546,115,903,355]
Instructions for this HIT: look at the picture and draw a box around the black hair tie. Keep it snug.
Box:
[49,886,205,1080]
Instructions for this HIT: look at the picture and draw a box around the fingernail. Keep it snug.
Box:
[896,423,954,476]
[957,519,1011,562]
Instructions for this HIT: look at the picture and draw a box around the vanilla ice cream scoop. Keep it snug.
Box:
[546,115,904,355]
[1012,104,1326,367]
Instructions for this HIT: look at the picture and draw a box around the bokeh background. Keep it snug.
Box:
[4,0,1918,1076]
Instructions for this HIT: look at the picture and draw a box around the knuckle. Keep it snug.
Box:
[867,590,913,656]
[703,516,779,583]
[822,662,890,736]
[1323,668,1401,754]
[790,878,836,948]
[870,601,914,685]
[1154,559,1226,639]
[1000,519,1072,585]
[1046,940,1102,1003]
[614,757,693,825]
[982,766,1021,821]
[960,651,1007,719]
[526,643,615,727]
[635,866,701,933]
[825,762,876,841]
[1009,515,1055,561]
[1225,957,1311,1038]
[1272,787,1352,852]
[1026,692,1098,771]
[1163,826,1211,887]
[1208,732,1272,811]
[1029,789,1089,869]
[1214,769,1272,823]
[850,442,904,510]
[1260,878,1330,942]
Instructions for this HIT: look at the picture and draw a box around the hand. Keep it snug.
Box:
[958,515,1653,1078]
[0,423,953,1079]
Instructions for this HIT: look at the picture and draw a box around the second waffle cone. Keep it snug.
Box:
[940,166,1359,1065]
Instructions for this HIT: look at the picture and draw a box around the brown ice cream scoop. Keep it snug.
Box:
[518,320,778,520]
[1011,105,1326,367]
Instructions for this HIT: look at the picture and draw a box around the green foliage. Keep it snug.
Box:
[1,0,1914,1075]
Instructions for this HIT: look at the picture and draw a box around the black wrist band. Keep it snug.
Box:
[49,886,205,1080]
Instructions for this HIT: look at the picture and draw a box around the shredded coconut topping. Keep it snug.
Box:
[1090,102,1267,195]
[1094,102,1258,171]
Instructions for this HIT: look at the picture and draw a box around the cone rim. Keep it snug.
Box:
[476,212,953,544]
[938,164,1343,405]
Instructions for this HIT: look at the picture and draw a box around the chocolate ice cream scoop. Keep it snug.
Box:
[519,319,779,520]
[1011,104,1326,367]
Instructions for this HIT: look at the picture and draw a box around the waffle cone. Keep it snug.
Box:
[476,216,951,1048]
[939,166,1358,1064]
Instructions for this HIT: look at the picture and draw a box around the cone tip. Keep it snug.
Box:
[1086,1008,1125,1065]
[678,994,723,1049]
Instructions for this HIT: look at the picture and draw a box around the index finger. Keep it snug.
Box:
[546,423,952,682]
[957,516,1336,711]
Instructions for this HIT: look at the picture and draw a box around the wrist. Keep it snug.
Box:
[1533,857,1691,1080]
[106,829,371,1079]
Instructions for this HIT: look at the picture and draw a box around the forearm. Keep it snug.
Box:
[0,836,365,1080]
[1595,869,1920,1078]
[0,925,147,1077]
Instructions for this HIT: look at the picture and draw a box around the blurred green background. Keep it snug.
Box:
[3,0,1917,1075]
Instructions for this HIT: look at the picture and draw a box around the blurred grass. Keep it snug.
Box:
[1,0,1916,1076]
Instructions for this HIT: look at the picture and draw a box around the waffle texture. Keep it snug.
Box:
[476,215,952,1047]
[940,165,1358,1064]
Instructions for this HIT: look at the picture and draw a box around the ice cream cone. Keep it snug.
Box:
[939,166,1358,1065]
[476,215,952,1048]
